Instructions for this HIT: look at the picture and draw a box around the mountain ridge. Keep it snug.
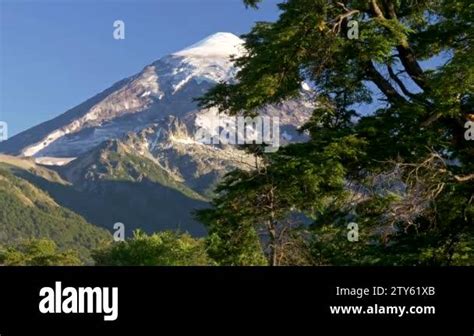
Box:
[0,32,313,237]
[0,32,311,159]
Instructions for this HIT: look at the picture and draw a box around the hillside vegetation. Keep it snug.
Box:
[0,168,111,261]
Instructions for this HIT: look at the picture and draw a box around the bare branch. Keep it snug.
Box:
[454,174,474,183]
[370,0,385,19]
[332,3,360,35]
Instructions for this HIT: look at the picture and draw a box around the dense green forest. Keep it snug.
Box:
[0,232,210,266]
[0,169,110,263]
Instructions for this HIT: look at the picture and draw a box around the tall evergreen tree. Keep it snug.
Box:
[197,0,473,265]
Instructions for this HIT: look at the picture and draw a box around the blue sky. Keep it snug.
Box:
[0,0,281,136]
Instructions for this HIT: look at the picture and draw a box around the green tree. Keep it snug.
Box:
[198,0,473,265]
[0,239,83,266]
[92,230,213,266]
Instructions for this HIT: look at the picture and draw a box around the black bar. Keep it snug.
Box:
[0,267,472,335]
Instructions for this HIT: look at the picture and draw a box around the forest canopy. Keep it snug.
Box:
[196,0,474,266]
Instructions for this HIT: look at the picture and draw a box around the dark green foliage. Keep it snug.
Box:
[196,200,268,266]
[198,0,474,265]
[0,169,111,262]
[243,0,262,8]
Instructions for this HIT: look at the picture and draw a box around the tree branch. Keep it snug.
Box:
[369,0,429,91]
[332,2,360,35]
[454,174,474,183]
[332,9,360,34]
[386,64,433,109]
[396,45,428,91]
[386,64,417,98]
[370,0,385,19]
[365,61,408,105]
[382,0,398,19]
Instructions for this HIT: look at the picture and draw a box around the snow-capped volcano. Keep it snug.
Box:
[0,32,250,157]
[0,32,314,236]
[0,31,312,184]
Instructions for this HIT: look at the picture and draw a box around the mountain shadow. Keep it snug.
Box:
[15,170,208,237]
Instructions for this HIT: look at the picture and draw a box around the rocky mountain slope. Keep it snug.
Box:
[0,32,311,157]
[0,32,313,237]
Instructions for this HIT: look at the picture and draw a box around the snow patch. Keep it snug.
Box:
[173,32,244,58]
[35,157,76,166]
